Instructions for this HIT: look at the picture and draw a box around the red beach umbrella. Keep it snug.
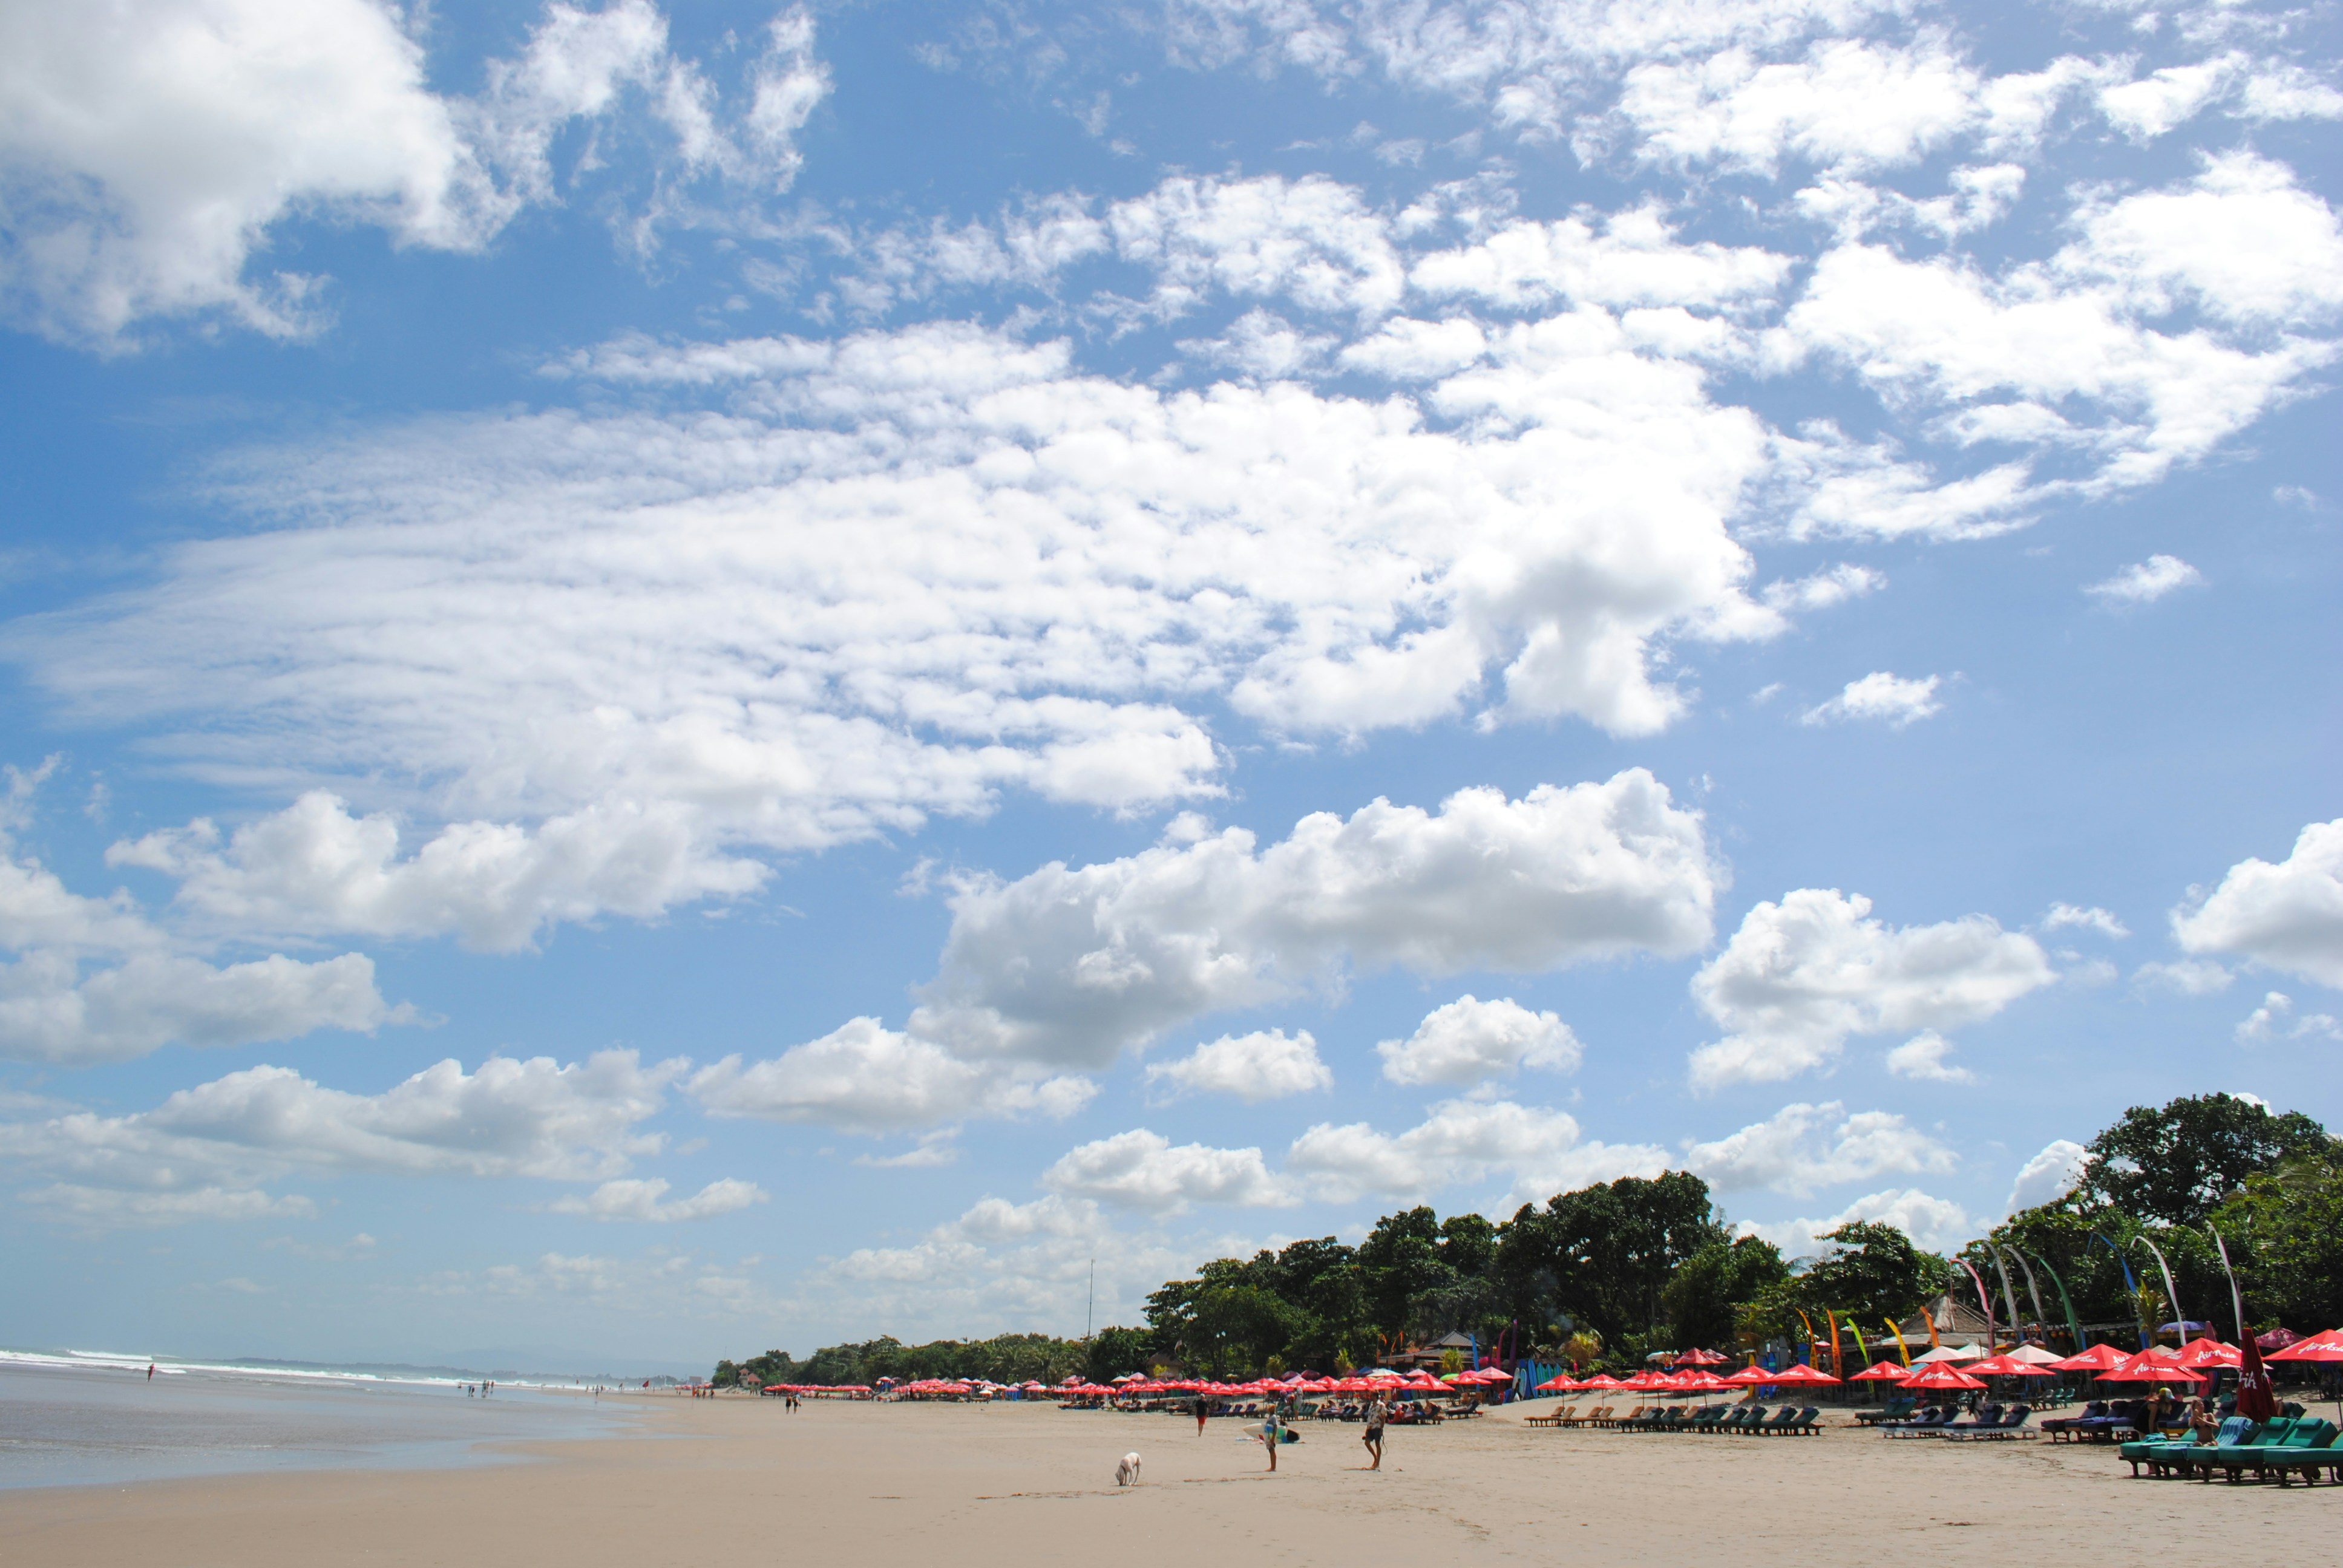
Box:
[2172,1338,2242,1370]
[1671,1348,1729,1367]
[1581,1373,1625,1388]
[1762,1363,1843,1387]
[1965,1354,2057,1377]
[1721,1366,1778,1386]
[2267,1329,2343,1361]
[1898,1362,1987,1391]
[1536,1374,1582,1391]
[1850,1360,1910,1381]
[2046,1342,2131,1373]
[2097,1350,2203,1384]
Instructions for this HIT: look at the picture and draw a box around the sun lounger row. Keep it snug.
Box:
[2039,1400,2145,1442]
[1878,1403,2033,1440]
[2122,1417,2342,1487]
[1597,1404,1822,1435]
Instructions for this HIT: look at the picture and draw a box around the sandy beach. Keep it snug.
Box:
[4,1396,2334,1566]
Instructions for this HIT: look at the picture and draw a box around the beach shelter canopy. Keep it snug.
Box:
[1910,1343,1986,1363]
[1898,1362,1987,1391]
[1850,1360,1910,1381]
[2046,1343,2132,1372]
[2005,1344,2065,1365]
[1966,1354,2056,1377]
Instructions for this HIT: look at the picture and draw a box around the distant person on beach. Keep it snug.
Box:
[1193,1394,1207,1435]
[1362,1396,1387,1470]
[147,1364,154,1380]
[1259,1408,1280,1472]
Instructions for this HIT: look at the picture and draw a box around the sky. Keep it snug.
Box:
[0,0,2338,1372]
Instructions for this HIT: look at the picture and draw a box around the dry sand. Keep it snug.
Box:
[4,1396,2333,1566]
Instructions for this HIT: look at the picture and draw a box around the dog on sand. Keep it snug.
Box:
[1116,1452,1142,1486]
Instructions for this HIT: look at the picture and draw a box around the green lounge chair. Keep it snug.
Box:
[1686,1405,1726,1431]
[1753,1406,1800,1436]
[1855,1397,1915,1427]
[1728,1405,1767,1434]
[2194,1417,2324,1484]
[2126,1416,2255,1477]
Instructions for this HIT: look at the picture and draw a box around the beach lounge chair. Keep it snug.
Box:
[1750,1406,1801,1436]
[2195,1418,2339,1486]
[1788,1406,1823,1435]
[1558,1405,1604,1428]
[1685,1406,1726,1432]
[1722,1405,1765,1434]
[1941,1402,2004,1437]
[2127,1416,2255,1477]
[1524,1404,1570,1428]
[2040,1400,2108,1442]
[1854,1397,1915,1427]
[1881,1406,1952,1438]
[1947,1405,2030,1443]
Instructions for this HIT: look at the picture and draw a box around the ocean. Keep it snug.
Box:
[0,1349,644,1491]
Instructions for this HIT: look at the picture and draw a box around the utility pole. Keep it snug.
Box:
[1086,1258,1095,1341]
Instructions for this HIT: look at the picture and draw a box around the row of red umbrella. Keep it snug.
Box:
[1535,1331,2343,1397]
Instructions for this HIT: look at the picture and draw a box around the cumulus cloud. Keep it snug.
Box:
[108,791,764,953]
[549,1175,767,1223]
[2041,903,2129,938]
[1144,1029,1332,1102]
[1683,1100,1956,1198]
[1800,671,1943,727]
[912,770,1715,1068]
[0,776,409,1065]
[2132,958,2233,996]
[2234,991,2342,1044]
[2085,554,2203,604]
[1740,1186,1976,1253]
[1040,1129,1291,1213]
[1883,1030,1974,1083]
[0,1,828,344]
[2172,820,2343,987]
[1286,1098,1666,1208]
[2007,1138,2086,1213]
[1375,995,1582,1086]
[0,1050,683,1224]
[687,1019,1096,1137]
[1689,889,2056,1089]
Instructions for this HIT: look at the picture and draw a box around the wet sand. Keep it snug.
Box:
[3,1396,2333,1566]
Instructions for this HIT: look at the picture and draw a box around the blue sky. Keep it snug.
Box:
[0,0,2338,1370]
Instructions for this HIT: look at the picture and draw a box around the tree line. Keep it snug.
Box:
[713,1093,2338,1387]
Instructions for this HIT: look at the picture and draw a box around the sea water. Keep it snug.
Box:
[0,1351,643,1491]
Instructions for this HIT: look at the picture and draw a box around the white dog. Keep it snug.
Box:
[1115,1452,1142,1486]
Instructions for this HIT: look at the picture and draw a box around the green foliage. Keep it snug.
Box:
[2212,1149,2343,1331]
[2080,1093,2334,1226]
[1086,1325,1155,1383]
[1797,1222,1950,1327]
[1662,1236,1791,1350]
[1497,1172,1726,1345]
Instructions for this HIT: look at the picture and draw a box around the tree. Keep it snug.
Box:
[1498,1172,1726,1345]
[2079,1094,2333,1226]
[1661,1236,1789,1350]
[1086,1326,1155,1383]
[2212,1150,2343,1331]
[1796,1223,1948,1328]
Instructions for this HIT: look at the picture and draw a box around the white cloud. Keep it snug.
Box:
[687,1018,1096,1137]
[2132,958,2233,995]
[1780,154,2343,494]
[1800,671,1942,727]
[1690,889,2057,1088]
[550,1176,767,1223]
[0,792,407,1065]
[0,1,828,345]
[1409,203,1791,311]
[2234,991,2342,1044]
[1286,1098,1666,1208]
[1175,307,1335,378]
[2007,1137,2086,1212]
[2172,820,2343,987]
[2041,903,2129,938]
[0,1050,683,1224]
[19,1183,316,1227]
[1040,1129,1292,1213]
[1145,1028,1332,1102]
[1683,1099,1956,1197]
[1884,1029,1974,1083]
[1740,1186,1975,1253]
[1109,172,1406,318]
[2092,552,2209,604]
[1761,563,1883,612]
[1614,38,1982,175]
[911,770,1715,1068]
[15,312,1784,946]
[2238,62,2343,123]
[2098,54,2241,141]
[1375,995,1581,1086]
[108,791,764,954]
[0,949,401,1067]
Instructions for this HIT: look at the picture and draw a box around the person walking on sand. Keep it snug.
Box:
[1259,1407,1281,1472]
[1362,1394,1387,1470]
[1193,1393,1208,1436]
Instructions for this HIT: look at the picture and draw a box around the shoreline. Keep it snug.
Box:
[5,1396,2334,1566]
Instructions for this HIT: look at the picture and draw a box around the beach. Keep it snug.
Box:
[4,1395,2333,1565]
